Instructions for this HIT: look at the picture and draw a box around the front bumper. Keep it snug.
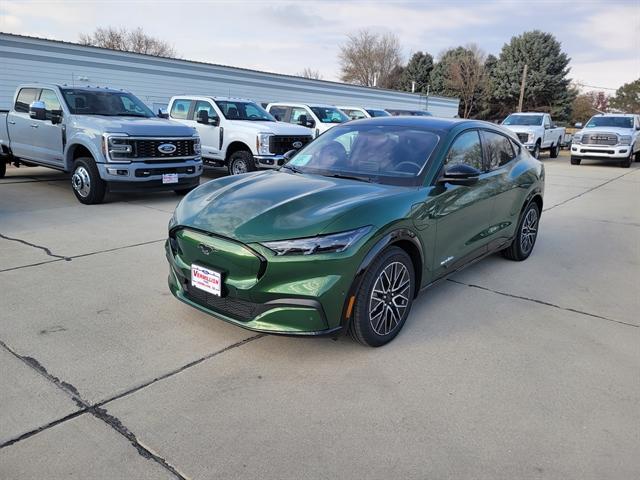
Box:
[97,158,203,184]
[571,145,632,159]
[165,230,363,335]
[254,155,287,170]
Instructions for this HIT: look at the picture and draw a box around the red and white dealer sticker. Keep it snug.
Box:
[191,264,221,296]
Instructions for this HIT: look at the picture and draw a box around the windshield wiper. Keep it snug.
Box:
[113,113,150,117]
[324,173,373,183]
[281,164,302,173]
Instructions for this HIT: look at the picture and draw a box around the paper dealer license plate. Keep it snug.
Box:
[162,173,179,184]
[191,264,221,296]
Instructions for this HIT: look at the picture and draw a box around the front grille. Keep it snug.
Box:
[583,134,617,146]
[132,138,196,159]
[516,133,529,143]
[184,283,268,321]
[269,135,313,155]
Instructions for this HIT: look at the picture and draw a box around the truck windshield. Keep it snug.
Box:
[586,116,634,129]
[60,89,155,117]
[503,115,543,126]
[283,124,439,186]
[310,107,349,124]
[215,101,275,121]
[366,109,391,117]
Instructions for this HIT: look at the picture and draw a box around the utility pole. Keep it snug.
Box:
[411,80,416,93]
[518,64,528,112]
[425,84,430,111]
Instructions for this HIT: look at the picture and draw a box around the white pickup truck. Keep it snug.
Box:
[337,106,391,120]
[168,96,312,175]
[266,103,349,138]
[570,114,640,168]
[502,112,565,159]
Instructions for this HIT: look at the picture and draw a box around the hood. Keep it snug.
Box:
[503,125,540,134]
[225,120,311,136]
[174,170,409,243]
[72,115,196,137]
[578,127,635,137]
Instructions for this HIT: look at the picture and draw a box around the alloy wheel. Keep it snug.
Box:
[520,207,538,255]
[369,261,411,336]
[72,166,91,198]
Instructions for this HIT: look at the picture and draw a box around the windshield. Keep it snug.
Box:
[310,107,349,124]
[503,114,543,126]
[61,89,155,117]
[586,116,634,129]
[215,100,275,121]
[366,109,391,117]
[283,124,439,186]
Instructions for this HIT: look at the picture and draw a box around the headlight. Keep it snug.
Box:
[527,133,534,143]
[572,134,582,144]
[193,135,201,155]
[261,226,372,256]
[257,133,273,155]
[618,135,632,146]
[103,133,132,162]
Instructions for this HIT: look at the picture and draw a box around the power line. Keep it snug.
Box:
[575,83,619,91]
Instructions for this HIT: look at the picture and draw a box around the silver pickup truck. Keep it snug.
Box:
[0,84,202,204]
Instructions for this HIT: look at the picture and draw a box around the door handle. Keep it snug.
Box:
[8,121,16,125]
[30,124,39,128]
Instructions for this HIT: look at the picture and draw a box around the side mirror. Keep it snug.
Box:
[283,149,297,161]
[438,163,481,186]
[297,114,308,126]
[574,122,583,128]
[196,109,209,124]
[158,108,169,119]
[51,110,63,124]
[273,114,281,121]
[307,118,316,128]
[29,101,46,121]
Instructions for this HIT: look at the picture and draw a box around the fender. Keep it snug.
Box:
[339,228,424,328]
[64,135,103,172]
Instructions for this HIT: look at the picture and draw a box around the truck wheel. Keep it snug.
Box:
[228,151,256,175]
[570,157,581,165]
[550,141,560,158]
[0,160,6,179]
[620,153,632,168]
[635,151,640,162]
[532,143,541,159]
[71,157,106,205]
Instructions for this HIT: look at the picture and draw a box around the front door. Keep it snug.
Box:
[192,100,221,160]
[32,88,65,166]
[426,129,496,279]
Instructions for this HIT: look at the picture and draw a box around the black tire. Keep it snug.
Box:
[502,201,540,261]
[550,141,560,158]
[570,156,581,165]
[532,142,541,159]
[228,150,256,175]
[174,185,198,196]
[0,160,6,179]
[71,157,106,205]
[635,150,640,162]
[620,153,632,168]
[348,247,415,347]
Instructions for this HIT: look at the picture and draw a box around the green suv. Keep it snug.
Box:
[166,117,544,346]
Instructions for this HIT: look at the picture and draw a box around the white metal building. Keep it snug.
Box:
[0,32,459,117]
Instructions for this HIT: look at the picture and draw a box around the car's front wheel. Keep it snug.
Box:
[0,160,6,179]
[71,157,106,204]
[532,143,541,159]
[228,151,256,175]
[620,152,632,168]
[570,156,581,165]
[502,201,540,261]
[349,247,415,347]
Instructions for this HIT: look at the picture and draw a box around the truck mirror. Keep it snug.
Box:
[51,110,63,125]
[574,122,583,128]
[297,114,308,126]
[158,108,169,119]
[196,109,210,125]
[29,101,47,121]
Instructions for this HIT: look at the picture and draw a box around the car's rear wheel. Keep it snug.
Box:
[502,201,540,261]
[348,247,415,347]
[228,151,256,175]
[550,141,560,158]
[570,156,581,165]
[71,157,106,204]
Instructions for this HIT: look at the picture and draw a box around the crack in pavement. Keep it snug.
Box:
[543,169,637,212]
[0,233,72,261]
[0,333,265,478]
[447,279,638,328]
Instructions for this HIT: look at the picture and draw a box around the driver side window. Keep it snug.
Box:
[193,101,218,121]
[445,130,483,171]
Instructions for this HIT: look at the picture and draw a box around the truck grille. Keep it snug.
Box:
[184,283,268,321]
[269,135,313,155]
[516,133,529,143]
[582,133,618,146]
[133,138,196,160]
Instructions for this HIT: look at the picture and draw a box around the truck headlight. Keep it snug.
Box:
[257,133,273,155]
[618,135,632,146]
[573,134,582,144]
[527,133,534,143]
[103,133,132,162]
[193,135,201,155]
[261,226,372,256]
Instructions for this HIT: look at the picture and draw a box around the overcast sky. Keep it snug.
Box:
[1,0,638,92]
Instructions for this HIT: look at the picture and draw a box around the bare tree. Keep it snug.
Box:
[297,68,323,80]
[79,27,177,58]
[339,29,403,88]
[447,44,487,118]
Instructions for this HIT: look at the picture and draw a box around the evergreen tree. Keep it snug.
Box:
[489,31,574,122]
[399,51,433,93]
[609,79,640,113]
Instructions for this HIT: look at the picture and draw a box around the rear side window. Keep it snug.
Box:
[15,88,39,113]
[481,130,516,169]
[445,130,483,171]
[170,99,192,119]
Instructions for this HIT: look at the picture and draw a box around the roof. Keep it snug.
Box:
[510,112,548,116]
[267,102,339,109]
[17,83,129,93]
[347,116,466,130]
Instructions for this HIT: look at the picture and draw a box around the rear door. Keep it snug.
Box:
[428,129,497,278]
[6,87,40,160]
